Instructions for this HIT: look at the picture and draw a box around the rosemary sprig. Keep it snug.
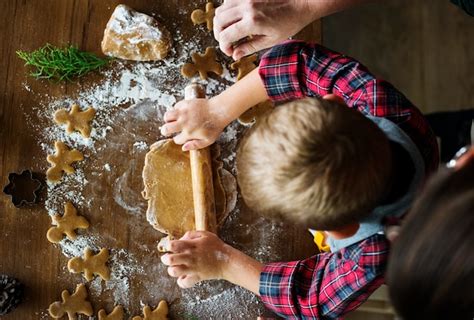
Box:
[16,44,111,82]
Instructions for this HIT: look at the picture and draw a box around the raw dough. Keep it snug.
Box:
[142,140,235,239]
[191,2,215,31]
[230,54,257,81]
[98,306,124,320]
[48,284,93,319]
[67,247,110,281]
[181,47,223,80]
[47,202,90,243]
[101,4,171,61]
[229,55,274,124]
[46,141,84,183]
[238,100,274,126]
[132,300,168,320]
[54,104,96,138]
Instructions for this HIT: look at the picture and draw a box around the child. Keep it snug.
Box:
[160,40,439,318]
[387,146,474,319]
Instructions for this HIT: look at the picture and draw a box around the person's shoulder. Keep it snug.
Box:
[451,0,474,16]
[341,234,390,271]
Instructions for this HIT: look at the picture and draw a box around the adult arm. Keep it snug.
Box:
[214,0,372,60]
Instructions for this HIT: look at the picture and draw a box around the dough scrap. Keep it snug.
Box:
[102,4,171,61]
[142,140,233,239]
[181,47,223,80]
[191,2,215,31]
[132,300,168,320]
[48,284,93,319]
[46,141,84,183]
[230,54,257,81]
[98,306,124,320]
[238,100,274,125]
[54,104,96,138]
[47,202,90,243]
[67,247,110,281]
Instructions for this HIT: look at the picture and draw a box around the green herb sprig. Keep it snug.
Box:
[17,44,111,82]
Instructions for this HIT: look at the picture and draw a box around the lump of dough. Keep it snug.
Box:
[142,140,235,238]
[101,4,171,61]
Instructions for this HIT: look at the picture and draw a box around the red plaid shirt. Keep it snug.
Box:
[257,41,439,319]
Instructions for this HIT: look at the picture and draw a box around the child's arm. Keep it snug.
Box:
[161,68,268,151]
[160,231,263,294]
[162,231,390,319]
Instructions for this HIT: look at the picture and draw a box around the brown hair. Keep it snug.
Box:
[387,159,474,319]
[236,97,392,230]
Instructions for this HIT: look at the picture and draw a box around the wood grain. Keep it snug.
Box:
[0,1,320,319]
[184,83,217,233]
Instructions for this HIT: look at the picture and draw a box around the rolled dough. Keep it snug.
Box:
[142,140,235,238]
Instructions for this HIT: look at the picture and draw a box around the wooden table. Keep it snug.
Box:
[0,1,321,318]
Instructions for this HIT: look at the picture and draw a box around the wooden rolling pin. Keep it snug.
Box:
[184,83,217,232]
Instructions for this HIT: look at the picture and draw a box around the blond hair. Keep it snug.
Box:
[236,98,392,230]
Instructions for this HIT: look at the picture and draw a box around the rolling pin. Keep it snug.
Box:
[184,83,217,232]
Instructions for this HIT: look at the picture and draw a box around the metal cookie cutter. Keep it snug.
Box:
[3,170,42,207]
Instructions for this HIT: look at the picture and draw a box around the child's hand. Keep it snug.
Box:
[161,231,231,288]
[161,98,229,151]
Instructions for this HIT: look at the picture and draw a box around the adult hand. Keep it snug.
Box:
[214,0,316,60]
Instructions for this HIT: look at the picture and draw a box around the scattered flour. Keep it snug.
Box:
[23,3,284,318]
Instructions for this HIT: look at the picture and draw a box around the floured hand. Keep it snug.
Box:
[161,98,229,151]
[161,230,264,294]
[160,231,231,288]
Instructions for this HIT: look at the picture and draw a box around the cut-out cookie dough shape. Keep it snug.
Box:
[142,141,236,239]
[47,202,90,243]
[181,47,223,80]
[68,247,110,281]
[132,300,168,320]
[102,4,172,61]
[54,104,96,138]
[98,305,124,320]
[46,141,84,183]
[191,2,215,31]
[48,284,93,320]
[238,100,274,126]
[230,54,257,80]
[229,55,274,124]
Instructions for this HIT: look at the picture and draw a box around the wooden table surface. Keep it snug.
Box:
[0,1,321,319]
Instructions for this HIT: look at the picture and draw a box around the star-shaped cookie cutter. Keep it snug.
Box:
[3,170,42,207]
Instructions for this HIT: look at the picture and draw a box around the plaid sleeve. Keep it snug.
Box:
[258,40,438,174]
[259,234,389,319]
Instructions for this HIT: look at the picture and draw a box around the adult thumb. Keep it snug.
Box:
[233,35,267,60]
